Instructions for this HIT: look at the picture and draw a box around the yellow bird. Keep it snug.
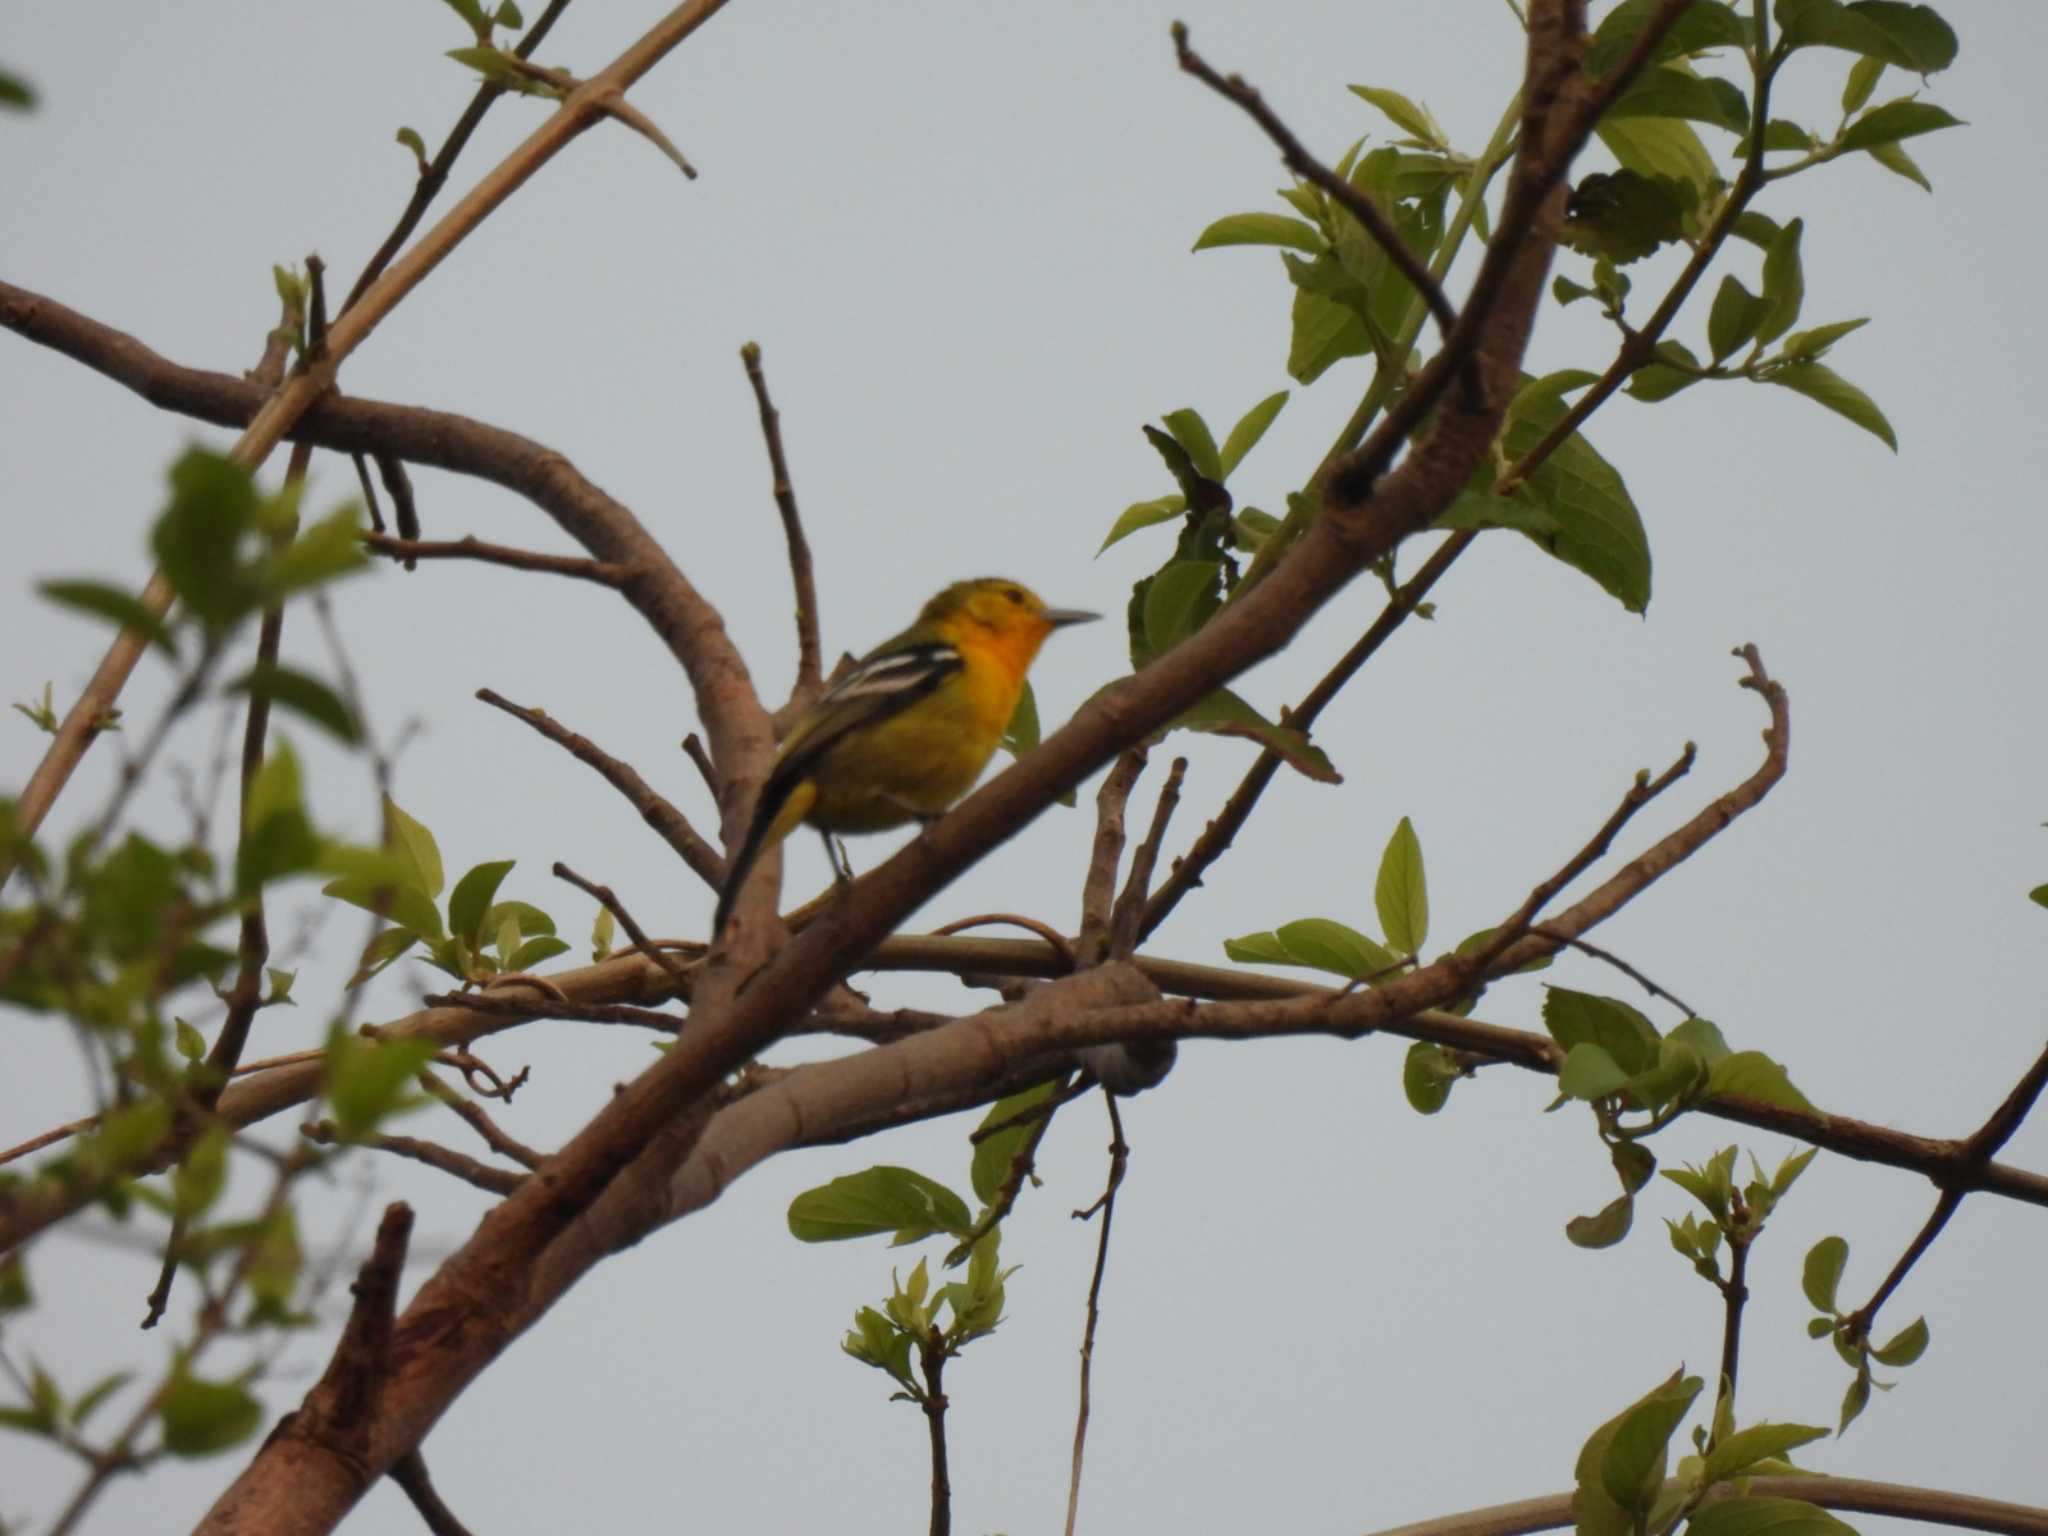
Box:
[714,578,1097,936]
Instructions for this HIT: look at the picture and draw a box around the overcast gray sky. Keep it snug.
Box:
[4,3,2045,1532]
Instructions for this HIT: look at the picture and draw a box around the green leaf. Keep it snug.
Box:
[1567,1192,1636,1249]
[1561,170,1690,264]
[1287,284,1375,384]
[1192,212,1325,254]
[383,796,445,899]
[266,504,368,598]
[1665,1017,1732,1068]
[1703,1422,1832,1484]
[1689,1497,1857,1536]
[1708,1049,1817,1111]
[173,1124,231,1221]
[323,877,445,942]
[1605,66,1749,133]
[2027,883,2048,910]
[1839,1370,1873,1432]
[1225,918,1397,982]
[1587,0,1749,77]
[68,1372,134,1430]
[396,124,429,173]
[448,860,517,946]
[236,742,322,895]
[1778,318,1869,361]
[1374,817,1428,953]
[1559,1042,1630,1101]
[1708,275,1769,362]
[1864,137,1931,190]
[1842,55,1885,113]
[342,925,417,987]
[0,67,37,110]
[159,1366,262,1457]
[507,935,570,971]
[1839,98,1961,154]
[1402,1042,1464,1115]
[1871,1315,1929,1366]
[153,450,264,626]
[1802,1234,1849,1313]
[222,663,360,744]
[174,1017,207,1061]
[1543,988,1661,1074]
[1500,380,1653,613]
[1159,409,1224,483]
[1602,1373,1703,1512]
[1774,1,1959,74]
[1348,83,1440,143]
[1597,115,1717,199]
[1143,560,1223,656]
[0,1255,31,1315]
[1099,495,1185,554]
[1169,689,1340,783]
[970,1080,1060,1206]
[1000,681,1041,760]
[1756,219,1806,345]
[37,581,181,657]
[325,1025,438,1139]
[1766,361,1898,450]
[787,1166,975,1243]
[1218,391,1290,479]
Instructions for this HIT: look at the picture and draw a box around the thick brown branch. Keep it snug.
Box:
[0,278,771,817]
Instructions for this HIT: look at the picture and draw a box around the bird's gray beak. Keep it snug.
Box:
[1044,608,1100,629]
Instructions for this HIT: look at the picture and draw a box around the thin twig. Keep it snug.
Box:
[926,913,1076,971]
[942,1077,1072,1269]
[389,1449,479,1536]
[1842,1038,2048,1341]
[478,689,723,888]
[301,1121,526,1197]
[1064,1093,1128,1536]
[1472,743,1698,970]
[1711,1214,1752,1442]
[682,732,719,794]
[1528,927,1702,1020]
[918,1338,951,1536]
[740,341,822,700]
[364,532,634,587]
[553,862,690,981]
[423,990,686,1032]
[338,0,576,315]
[418,1067,546,1169]
[1109,757,1186,959]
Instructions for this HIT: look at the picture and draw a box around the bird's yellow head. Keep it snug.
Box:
[922,577,1097,676]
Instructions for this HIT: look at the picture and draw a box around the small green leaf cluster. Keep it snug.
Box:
[37,450,368,737]
[1800,1235,1931,1431]
[1575,1369,1841,1536]
[1097,400,1341,783]
[839,1235,1016,1406]
[1545,990,1812,1249]
[1663,1143,1817,1281]
[1221,817,1552,1113]
[324,796,570,988]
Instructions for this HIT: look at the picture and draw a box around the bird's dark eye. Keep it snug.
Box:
[1004,587,1025,605]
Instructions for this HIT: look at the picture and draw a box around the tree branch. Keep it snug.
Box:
[362,532,634,587]
[477,688,723,890]
[740,341,823,705]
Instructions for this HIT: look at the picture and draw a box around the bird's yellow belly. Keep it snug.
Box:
[805,668,1008,833]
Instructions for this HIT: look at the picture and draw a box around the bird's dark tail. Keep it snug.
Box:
[712,775,815,938]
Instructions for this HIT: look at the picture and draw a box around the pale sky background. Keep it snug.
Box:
[4,3,2045,1533]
